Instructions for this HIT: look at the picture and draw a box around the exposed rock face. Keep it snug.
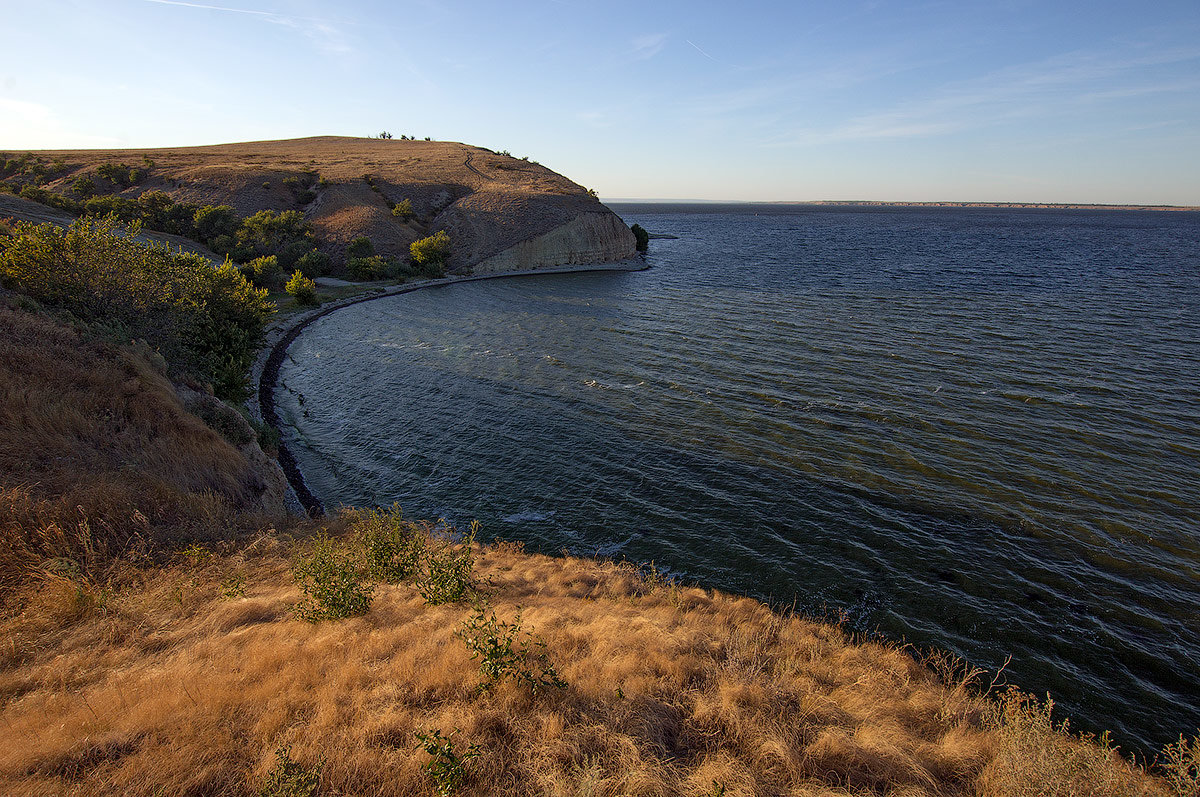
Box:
[469,211,637,273]
[18,137,638,276]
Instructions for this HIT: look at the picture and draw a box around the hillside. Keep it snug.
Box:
[1,137,637,274]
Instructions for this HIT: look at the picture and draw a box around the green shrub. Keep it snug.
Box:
[291,534,374,621]
[72,176,95,198]
[285,270,319,306]
[82,194,137,223]
[631,223,649,252]
[354,505,424,582]
[414,729,480,797]
[459,609,567,694]
[416,522,475,605]
[95,162,141,188]
[0,216,273,399]
[235,209,314,261]
[347,255,389,281]
[346,235,374,259]
[193,204,238,247]
[296,249,331,277]
[277,240,315,270]
[242,255,282,288]
[210,234,236,256]
[410,230,451,276]
[18,185,80,214]
[259,745,323,797]
[391,198,414,220]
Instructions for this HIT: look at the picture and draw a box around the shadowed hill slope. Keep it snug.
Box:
[9,137,637,273]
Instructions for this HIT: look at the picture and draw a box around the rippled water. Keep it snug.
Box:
[278,205,1200,750]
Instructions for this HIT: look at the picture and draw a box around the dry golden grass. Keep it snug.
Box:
[0,303,275,601]
[0,518,1182,797]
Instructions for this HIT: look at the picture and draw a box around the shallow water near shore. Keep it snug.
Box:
[277,204,1200,751]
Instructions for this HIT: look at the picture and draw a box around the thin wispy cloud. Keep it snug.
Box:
[772,42,1200,146]
[142,0,273,17]
[630,33,668,61]
[141,0,354,55]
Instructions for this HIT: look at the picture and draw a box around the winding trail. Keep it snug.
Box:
[463,152,491,183]
[255,262,649,517]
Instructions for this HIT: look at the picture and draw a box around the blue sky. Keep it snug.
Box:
[2,0,1198,203]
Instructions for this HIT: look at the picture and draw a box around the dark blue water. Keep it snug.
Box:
[278,205,1200,750]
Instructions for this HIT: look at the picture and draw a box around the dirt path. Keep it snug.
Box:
[463,152,491,183]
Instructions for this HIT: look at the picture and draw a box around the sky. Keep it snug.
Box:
[2,0,1198,204]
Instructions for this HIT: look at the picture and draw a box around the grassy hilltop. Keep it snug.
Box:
[0,151,1197,796]
[0,137,634,279]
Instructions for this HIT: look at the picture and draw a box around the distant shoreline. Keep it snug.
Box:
[610,199,1200,211]
[801,200,1200,211]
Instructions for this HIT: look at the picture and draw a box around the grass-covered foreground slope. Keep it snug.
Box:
[1,503,1194,796]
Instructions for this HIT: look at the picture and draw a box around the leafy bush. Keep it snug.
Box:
[95,162,143,188]
[291,534,374,621]
[285,270,319,306]
[277,239,315,270]
[416,523,475,604]
[193,204,238,247]
[346,235,374,259]
[391,198,414,220]
[235,209,314,262]
[242,255,282,288]
[72,176,95,198]
[260,745,323,797]
[347,255,389,281]
[18,185,80,213]
[296,249,331,277]
[631,223,649,252]
[354,506,424,582]
[0,216,273,398]
[415,729,480,797]
[459,609,567,694]
[410,230,451,276]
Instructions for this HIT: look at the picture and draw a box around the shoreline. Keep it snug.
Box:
[251,259,650,516]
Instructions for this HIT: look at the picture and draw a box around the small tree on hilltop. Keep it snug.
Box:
[410,230,451,277]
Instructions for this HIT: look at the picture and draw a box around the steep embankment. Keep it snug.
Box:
[0,301,287,597]
[9,137,637,273]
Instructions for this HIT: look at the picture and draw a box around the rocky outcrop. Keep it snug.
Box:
[469,211,637,273]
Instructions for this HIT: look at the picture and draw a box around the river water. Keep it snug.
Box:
[277,204,1200,750]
